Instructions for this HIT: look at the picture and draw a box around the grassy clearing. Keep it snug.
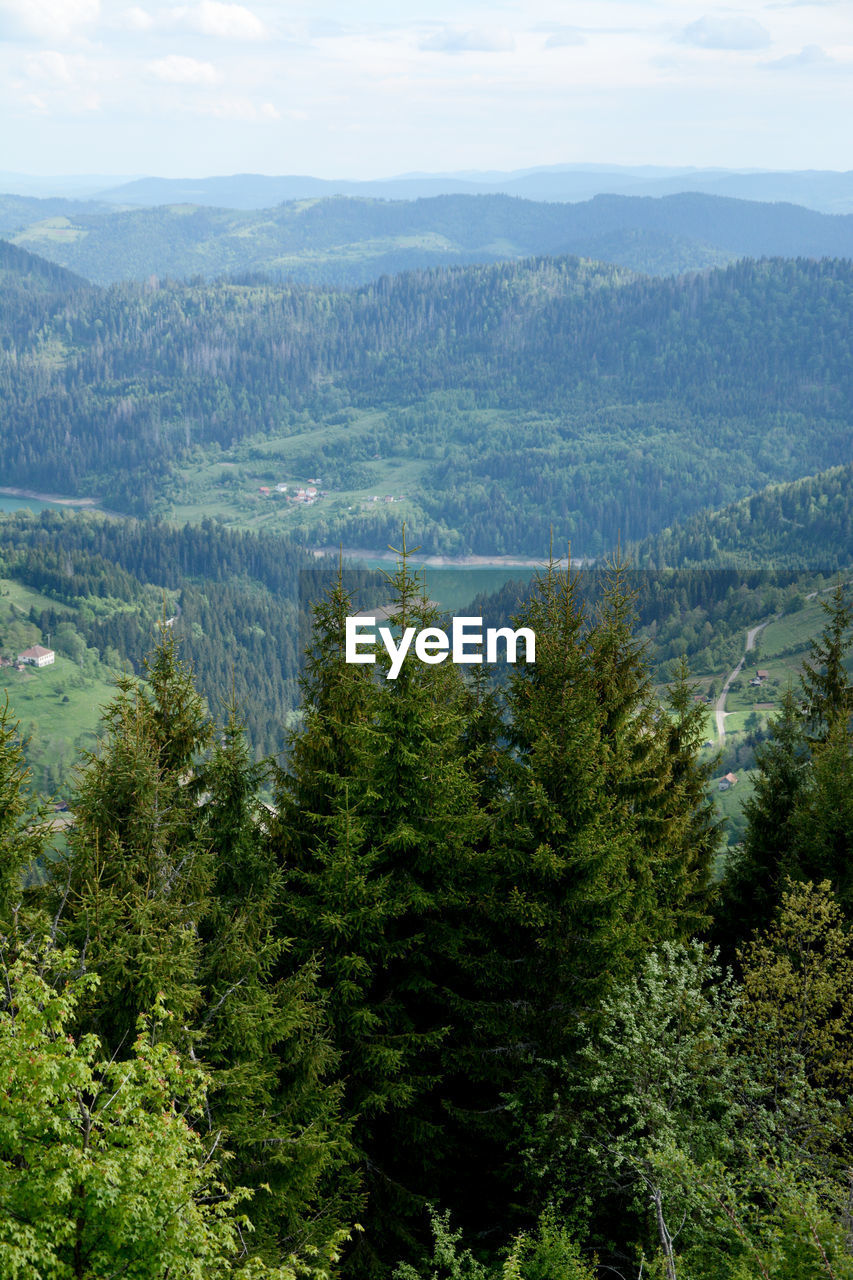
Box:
[713,774,751,850]
[167,407,430,536]
[1,576,74,617]
[1,655,118,795]
[0,577,122,795]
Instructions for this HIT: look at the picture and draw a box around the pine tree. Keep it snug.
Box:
[57,671,210,1049]
[198,701,350,1255]
[716,689,811,950]
[0,694,50,929]
[275,539,482,1272]
[792,717,853,915]
[650,659,721,937]
[493,561,652,1056]
[54,636,350,1262]
[274,565,377,864]
[800,581,853,741]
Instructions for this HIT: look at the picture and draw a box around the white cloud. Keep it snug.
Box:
[0,0,99,41]
[25,50,73,84]
[148,54,218,83]
[197,95,280,119]
[176,1,266,41]
[681,14,771,50]
[420,26,515,53]
[123,6,154,31]
[545,27,586,49]
[764,42,833,68]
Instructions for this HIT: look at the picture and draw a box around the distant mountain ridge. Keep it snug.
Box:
[5,190,853,287]
[22,164,853,215]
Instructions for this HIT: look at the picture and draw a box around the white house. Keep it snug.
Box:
[17,645,55,668]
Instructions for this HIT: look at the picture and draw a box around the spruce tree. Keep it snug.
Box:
[493,560,651,1057]
[792,718,853,914]
[199,702,349,1255]
[716,689,810,951]
[800,581,853,741]
[275,540,482,1272]
[58,671,209,1049]
[650,659,721,937]
[0,695,50,930]
[55,635,350,1262]
[274,564,377,864]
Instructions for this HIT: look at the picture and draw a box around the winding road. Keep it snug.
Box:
[714,621,770,747]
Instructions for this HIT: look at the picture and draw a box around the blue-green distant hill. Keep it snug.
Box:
[4,191,853,286]
[87,164,853,215]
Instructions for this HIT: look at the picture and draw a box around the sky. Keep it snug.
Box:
[0,0,851,180]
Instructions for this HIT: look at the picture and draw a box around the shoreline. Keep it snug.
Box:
[0,486,100,508]
[313,547,578,569]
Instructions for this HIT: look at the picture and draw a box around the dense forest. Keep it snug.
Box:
[2,242,853,553]
[2,555,853,1277]
[0,511,356,760]
[634,462,853,570]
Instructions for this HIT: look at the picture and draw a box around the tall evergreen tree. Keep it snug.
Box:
[0,695,50,930]
[58,670,210,1049]
[651,658,721,936]
[716,689,811,951]
[273,565,377,865]
[199,701,349,1256]
[493,561,652,1057]
[792,718,853,914]
[275,540,483,1272]
[54,635,350,1263]
[800,580,852,740]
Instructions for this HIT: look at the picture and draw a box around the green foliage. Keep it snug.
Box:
[720,586,853,935]
[502,1209,596,1280]
[739,879,853,1104]
[637,462,853,572]
[393,1207,595,1280]
[0,509,333,760]
[50,630,350,1262]
[393,1209,489,1280]
[58,668,211,1048]
[0,939,304,1279]
[1,523,852,1276]
[0,694,50,923]
[276,542,486,1270]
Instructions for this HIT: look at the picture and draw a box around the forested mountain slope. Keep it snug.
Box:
[0,511,343,761]
[2,246,852,552]
[6,190,853,285]
[637,464,853,570]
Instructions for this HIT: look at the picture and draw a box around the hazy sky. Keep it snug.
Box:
[1,0,851,178]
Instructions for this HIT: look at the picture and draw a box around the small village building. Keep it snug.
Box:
[718,771,738,791]
[17,645,55,668]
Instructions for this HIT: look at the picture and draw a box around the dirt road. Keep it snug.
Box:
[714,621,769,746]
